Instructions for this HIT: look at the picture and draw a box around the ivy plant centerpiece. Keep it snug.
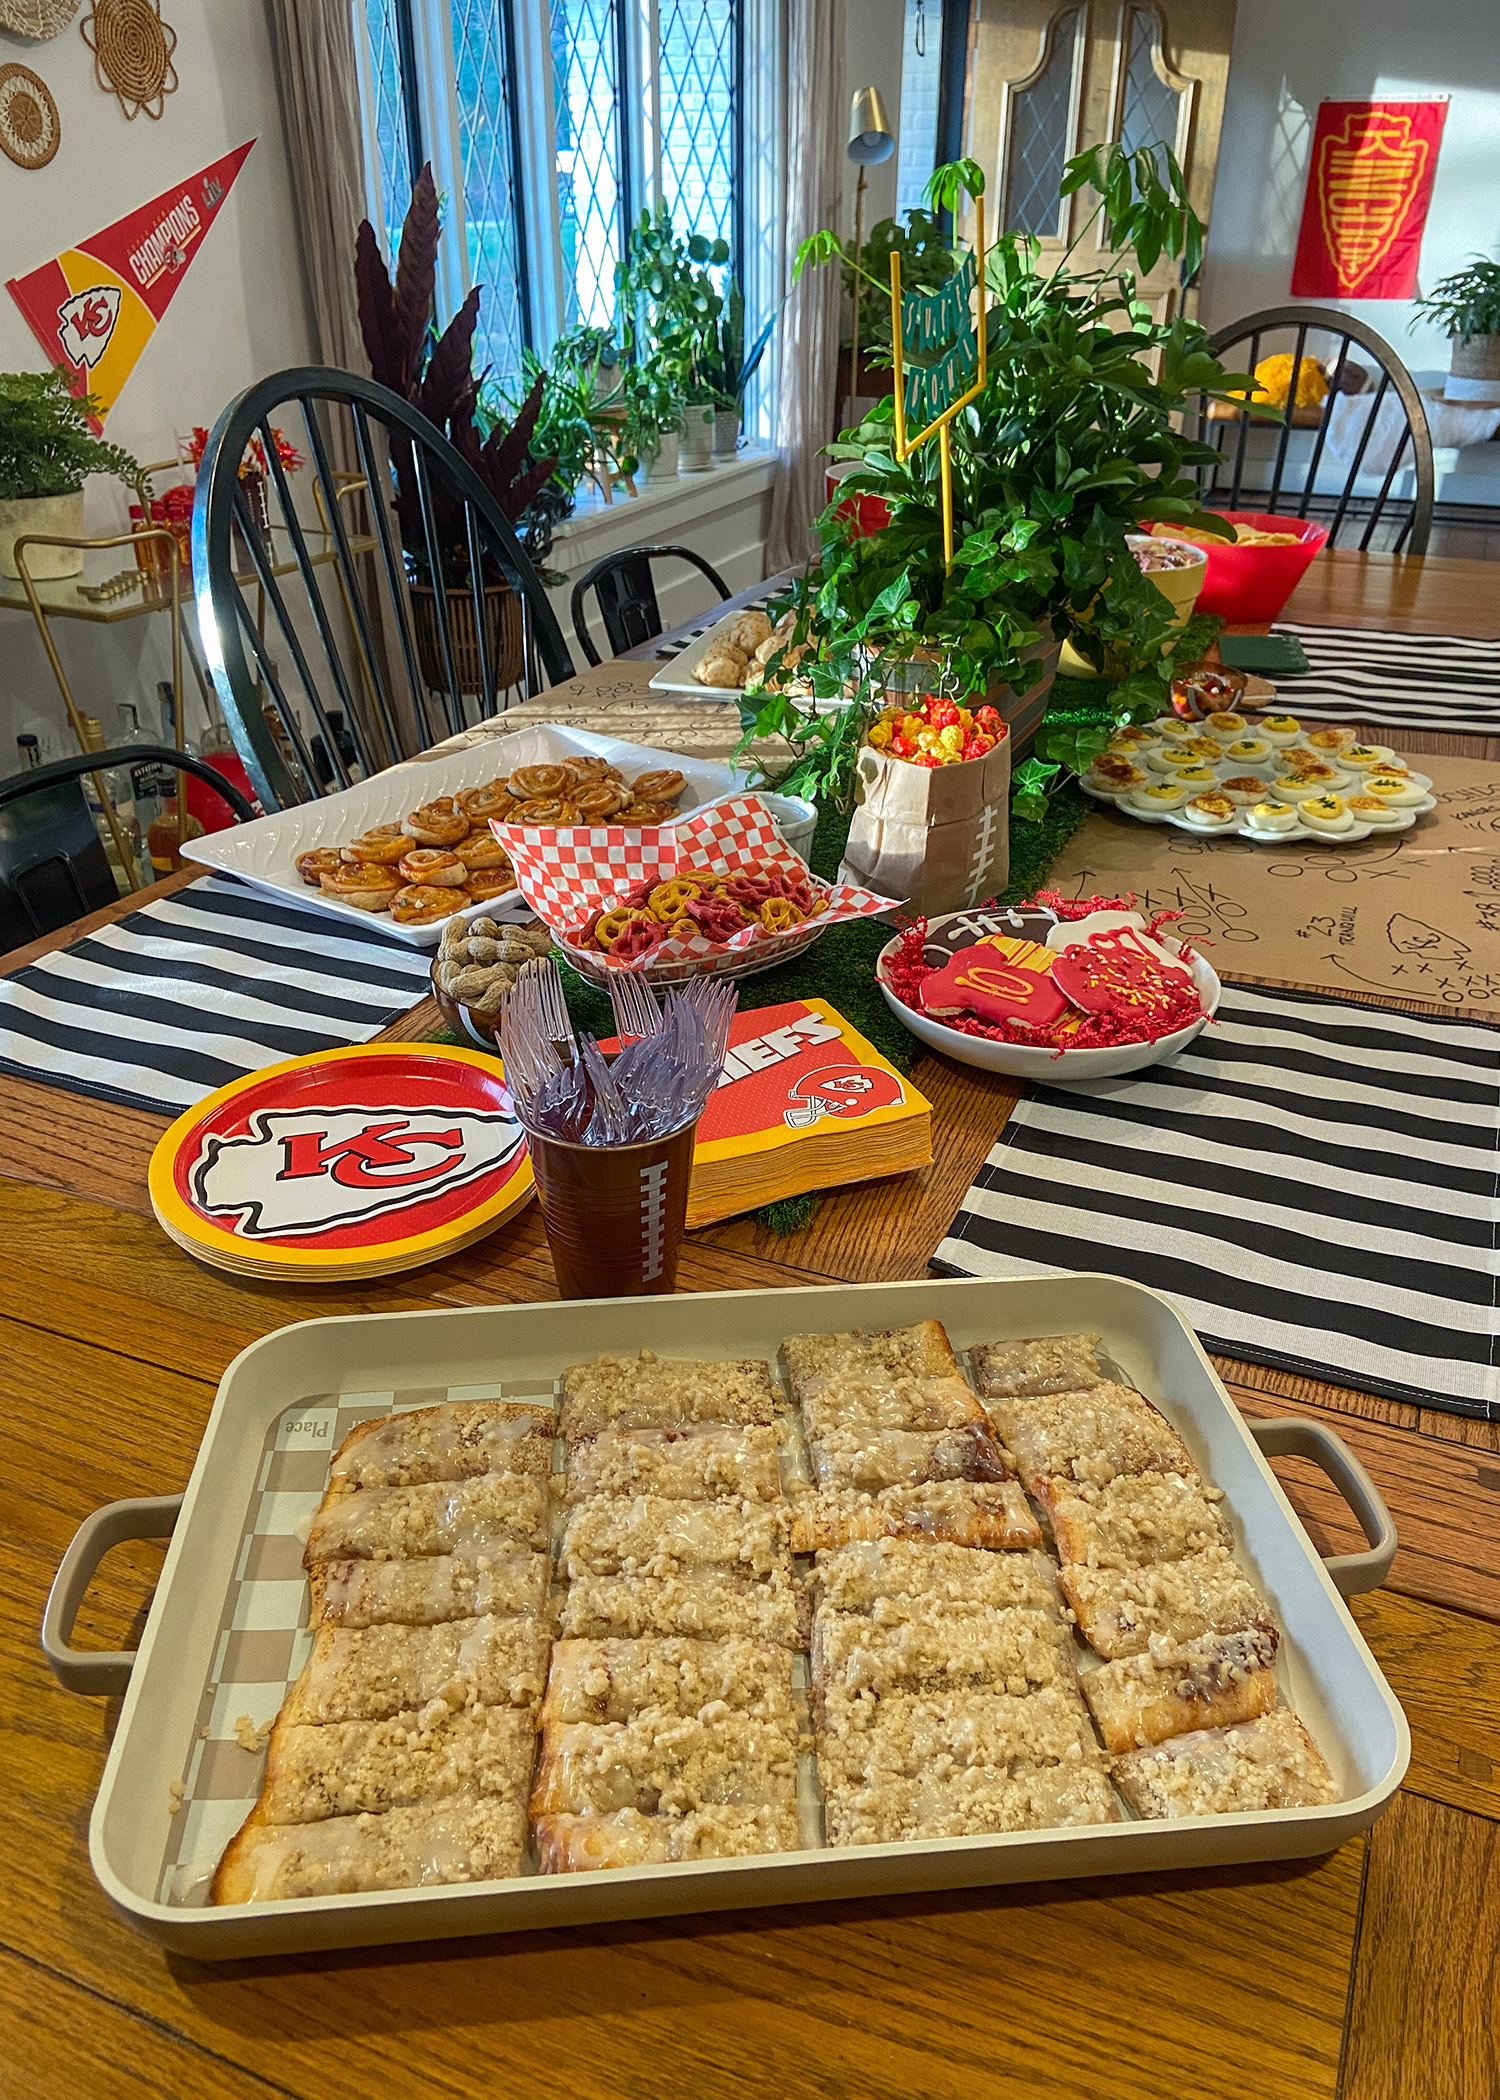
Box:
[745,147,1257,822]
[0,369,137,581]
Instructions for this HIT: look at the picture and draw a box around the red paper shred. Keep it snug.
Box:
[884,895,1204,1054]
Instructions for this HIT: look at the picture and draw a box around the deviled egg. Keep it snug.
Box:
[1221,736,1272,766]
[1338,743,1396,771]
[1106,726,1159,752]
[1304,725,1357,756]
[1203,710,1248,741]
[1275,755,1345,791]
[1247,799,1299,833]
[1346,794,1405,827]
[1220,774,1274,805]
[1151,716,1195,740]
[1360,773,1426,807]
[1086,754,1150,795]
[1273,773,1326,801]
[1146,742,1191,772]
[1258,715,1303,746]
[1182,792,1237,832]
[1128,779,1191,813]
[1300,794,1355,835]
[1176,735,1229,763]
[1169,764,1223,788]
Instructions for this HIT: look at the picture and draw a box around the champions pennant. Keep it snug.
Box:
[1291,103,1445,300]
[6,141,255,429]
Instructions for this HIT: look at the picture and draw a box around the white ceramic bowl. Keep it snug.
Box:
[876,911,1221,1079]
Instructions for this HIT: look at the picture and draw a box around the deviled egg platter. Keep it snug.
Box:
[1081,713,1437,844]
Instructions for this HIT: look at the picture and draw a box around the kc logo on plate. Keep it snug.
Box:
[191,1104,525,1239]
[783,1063,905,1129]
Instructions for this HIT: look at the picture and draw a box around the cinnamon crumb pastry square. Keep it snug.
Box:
[812,1539,1062,1620]
[783,1321,961,1405]
[806,1421,1012,1493]
[540,1637,795,1728]
[308,1550,551,1631]
[559,1495,791,1582]
[1113,1710,1337,1818]
[789,1479,1040,1554]
[326,1400,553,1496]
[303,1474,550,1565]
[811,1603,1075,1701]
[1038,1470,1232,1571]
[535,1802,798,1872]
[212,1796,529,1904]
[970,1333,1105,1400]
[986,1382,1195,1495]
[559,1352,776,1438]
[530,1708,799,1819]
[282,1614,550,1726]
[1060,1552,1273,1660]
[562,1423,784,1505]
[557,1568,806,1650]
[1081,1627,1281,1754]
[821,1762,1121,1847]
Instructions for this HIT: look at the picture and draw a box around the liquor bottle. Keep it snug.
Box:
[78,713,134,892]
[107,702,162,840]
[16,733,40,770]
[146,683,204,875]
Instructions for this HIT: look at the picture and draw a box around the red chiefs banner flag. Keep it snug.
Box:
[5,140,255,430]
[1292,102,1446,300]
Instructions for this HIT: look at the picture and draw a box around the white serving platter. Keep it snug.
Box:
[1080,749,1435,848]
[647,609,767,698]
[875,907,1222,1078]
[52,1274,1407,1959]
[179,724,746,948]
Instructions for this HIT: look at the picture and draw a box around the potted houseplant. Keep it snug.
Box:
[746,147,1253,839]
[1414,255,1500,399]
[354,165,558,694]
[619,207,726,472]
[619,362,681,483]
[703,278,778,458]
[0,370,137,580]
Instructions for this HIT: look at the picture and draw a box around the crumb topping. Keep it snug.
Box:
[560,1496,791,1581]
[559,1356,775,1438]
[986,1382,1194,1492]
[1060,1552,1271,1659]
[807,1422,1011,1492]
[304,1474,549,1565]
[564,1424,784,1505]
[970,1334,1104,1400]
[1042,1470,1232,1570]
[1113,1710,1336,1818]
[330,1400,554,1490]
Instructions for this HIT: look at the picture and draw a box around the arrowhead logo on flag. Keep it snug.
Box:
[6,140,255,430]
[1291,103,1446,300]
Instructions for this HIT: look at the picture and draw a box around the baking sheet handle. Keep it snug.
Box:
[42,1494,183,1695]
[1249,1417,1396,1595]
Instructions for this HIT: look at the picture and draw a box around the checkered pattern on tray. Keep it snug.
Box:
[495,792,894,976]
[658,595,774,656]
[157,1379,558,1907]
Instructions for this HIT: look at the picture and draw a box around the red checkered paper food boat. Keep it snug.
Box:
[495,792,901,986]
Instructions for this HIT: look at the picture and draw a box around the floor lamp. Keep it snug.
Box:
[846,86,895,430]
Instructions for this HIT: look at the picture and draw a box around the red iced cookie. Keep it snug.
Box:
[919,935,1076,1031]
[1049,926,1202,1027]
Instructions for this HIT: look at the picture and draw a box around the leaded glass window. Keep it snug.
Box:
[363,0,416,257]
[658,0,738,258]
[551,0,624,331]
[1118,7,1185,166]
[450,0,527,379]
[1004,7,1082,238]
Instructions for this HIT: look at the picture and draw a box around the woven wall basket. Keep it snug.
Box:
[0,0,80,38]
[80,0,178,120]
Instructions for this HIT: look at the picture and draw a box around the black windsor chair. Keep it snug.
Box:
[1199,307,1435,555]
[191,369,576,815]
[570,544,732,667]
[0,745,255,951]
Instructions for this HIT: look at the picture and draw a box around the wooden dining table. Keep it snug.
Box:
[3,547,1497,2100]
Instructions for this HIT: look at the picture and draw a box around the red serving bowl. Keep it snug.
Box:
[826,465,891,539]
[1191,512,1329,624]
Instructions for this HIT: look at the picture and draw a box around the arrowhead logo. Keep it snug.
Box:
[191,1103,525,1239]
[57,285,120,370]
[1316,110,1430,293]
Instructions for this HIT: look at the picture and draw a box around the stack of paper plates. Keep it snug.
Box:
[148,1043,533,1281]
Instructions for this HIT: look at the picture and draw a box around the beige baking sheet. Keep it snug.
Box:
[1044,752,1500,1017]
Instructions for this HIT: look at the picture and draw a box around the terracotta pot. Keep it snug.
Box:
[410,580,525,697]
[0,489,84,579]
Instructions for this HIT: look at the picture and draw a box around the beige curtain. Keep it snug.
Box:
[764,0,845,574]
[268,0,425,760]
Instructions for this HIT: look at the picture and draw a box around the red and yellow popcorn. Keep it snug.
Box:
[866,695,1007,768]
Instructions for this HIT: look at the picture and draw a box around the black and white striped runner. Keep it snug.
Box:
[934,983,1500,1419]
[0,876,432,1117]
[1273,624,1500,734]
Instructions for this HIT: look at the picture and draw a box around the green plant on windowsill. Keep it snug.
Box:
[1413,255,1500,346]
[840,205,957,358]
[756,145,1259,822]
[698,278,778,414]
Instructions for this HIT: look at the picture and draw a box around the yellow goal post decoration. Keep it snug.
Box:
[889,192,987,570]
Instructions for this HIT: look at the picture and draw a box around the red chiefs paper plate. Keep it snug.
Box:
[148,1044,533,1278]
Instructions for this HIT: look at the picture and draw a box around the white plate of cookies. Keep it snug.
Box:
[181,724,745,948]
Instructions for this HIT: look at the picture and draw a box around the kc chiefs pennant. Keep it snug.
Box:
[1291,102,1446,300]
[6,141,254,429]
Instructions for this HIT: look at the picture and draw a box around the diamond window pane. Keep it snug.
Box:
[1118,7,1183,167]
[364,0,414,257]
[659,0,737,257]
[450,0,527,381]
[896,0,942,220]
[551,0,623,331]
[1004,7,1081,237]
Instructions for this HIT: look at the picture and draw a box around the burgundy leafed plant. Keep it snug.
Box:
[354,164,555,553]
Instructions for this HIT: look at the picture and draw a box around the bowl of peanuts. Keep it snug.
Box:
[429,916,557,1047]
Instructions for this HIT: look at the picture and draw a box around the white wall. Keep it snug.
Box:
[0,1,314,763]
[1201,0,1500,376]
[841,0,908,242]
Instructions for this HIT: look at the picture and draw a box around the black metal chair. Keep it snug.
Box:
[1199,307,1435,555]
[192,368,577,814]
[0,745,256,951]
[570,544,732,666]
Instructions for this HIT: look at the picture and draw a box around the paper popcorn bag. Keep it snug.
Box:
[838,736,1011,917]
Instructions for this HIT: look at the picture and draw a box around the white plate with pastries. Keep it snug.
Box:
[1077,715,1435,847]
[648,604,793,697]
[180,724,745,949]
